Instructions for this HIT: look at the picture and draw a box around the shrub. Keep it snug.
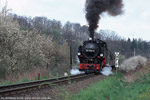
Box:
[119,56,147,72]
[0,8,70,80]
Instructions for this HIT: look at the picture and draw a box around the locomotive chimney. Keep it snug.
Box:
[90,32,94,40]
[89,29,94,40]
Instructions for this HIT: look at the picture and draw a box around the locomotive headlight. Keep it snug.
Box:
[100,54,103,57]
[78,53,81,55]
[88,37,92,40]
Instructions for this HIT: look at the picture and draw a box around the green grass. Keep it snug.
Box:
[0,74,66,86]
[64,73,150,100]
[0,81,13,86]
[0,75,49,86]
[0,78,32,86]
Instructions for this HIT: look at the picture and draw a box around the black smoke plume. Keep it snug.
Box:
[85,0,124,38]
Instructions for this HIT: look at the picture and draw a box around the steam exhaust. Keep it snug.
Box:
[85,0,124,38]
[70,69,85,75]
[101,66,113,76]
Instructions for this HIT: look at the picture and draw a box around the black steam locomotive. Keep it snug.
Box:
[78,38,115,74]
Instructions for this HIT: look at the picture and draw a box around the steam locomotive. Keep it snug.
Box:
[78,38,115,74]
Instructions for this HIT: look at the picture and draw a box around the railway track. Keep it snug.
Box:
[0,73,95,97]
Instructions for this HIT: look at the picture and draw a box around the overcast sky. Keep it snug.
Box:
[1,0,150,41]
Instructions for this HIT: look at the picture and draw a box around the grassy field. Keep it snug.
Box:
[64,72,150,100]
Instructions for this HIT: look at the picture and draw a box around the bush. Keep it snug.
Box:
[119,56,147,72]
[0,8,70,80]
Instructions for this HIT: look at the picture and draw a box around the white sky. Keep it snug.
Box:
[1,0,150,41]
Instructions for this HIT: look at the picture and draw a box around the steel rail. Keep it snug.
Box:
[0,73,95,97]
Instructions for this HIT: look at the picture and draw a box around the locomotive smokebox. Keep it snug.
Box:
[82,41,99,59]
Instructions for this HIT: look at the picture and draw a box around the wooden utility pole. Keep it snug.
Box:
[66,40,76,70]
[0,0,1,12]
[0,0,1,22]
[69,41,72,70]
[134,48,135,57]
